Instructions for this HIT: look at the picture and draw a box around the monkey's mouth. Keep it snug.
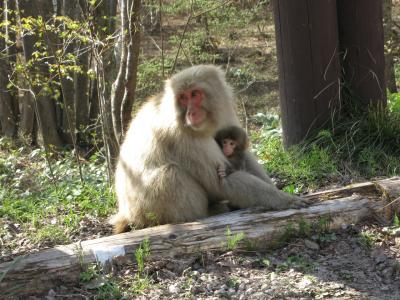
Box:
[184,122,206,132]
[185,111,208,131]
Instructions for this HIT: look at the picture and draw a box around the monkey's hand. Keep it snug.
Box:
[217,165,227,179]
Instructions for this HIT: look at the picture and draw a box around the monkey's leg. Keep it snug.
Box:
[220,171,308,210]
[242,152,274,184]
[135,164,209,226]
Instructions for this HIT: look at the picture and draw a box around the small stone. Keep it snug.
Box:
[264,289,272,294]
[192,285,203,295]
[253,292,264,299]
[381,267,394,279]
[245,287,254,295]
[168,283,179,294]
[239,295,246,300]
[304,239,320,250]
[375,253,388,264]
[58,286,68,294]
[393,228,400,237]
[381,227,390,233]
[297,277,312,289]
[215,287,226,295]
[270,272,277,281]
[45,289,56,300]
[228,288,236,295]
[191,270,199,277]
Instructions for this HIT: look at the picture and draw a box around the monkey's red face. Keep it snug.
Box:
[178,88,207,129]
[222,139,237,157]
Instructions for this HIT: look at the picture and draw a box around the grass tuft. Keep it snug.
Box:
[253,93,400,190]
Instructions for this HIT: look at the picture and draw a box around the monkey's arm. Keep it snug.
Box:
[242,151,273,184]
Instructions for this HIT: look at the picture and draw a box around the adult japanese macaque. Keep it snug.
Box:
[215,125,249,178]
[111,65,308,233]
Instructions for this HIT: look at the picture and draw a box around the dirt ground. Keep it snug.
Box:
[35,222,400,300]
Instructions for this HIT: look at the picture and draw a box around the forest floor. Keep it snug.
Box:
[2,2,400,299]
[42,222,400,300]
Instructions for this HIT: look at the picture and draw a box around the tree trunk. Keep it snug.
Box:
[74,50,90,148]
[111,0,141,143]
[19,0,63,148]
[337,0,387,105]
[121,0,141,135]
[91,0,119,164]
[1,177,399,298]
[273,0,341,148]
[382,0,397,93]
[110,0,128,143]
[17,0,37,143]
[0,0,18,138]
[59,0,89,145]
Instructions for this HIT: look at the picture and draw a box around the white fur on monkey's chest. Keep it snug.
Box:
[191,137,226,167]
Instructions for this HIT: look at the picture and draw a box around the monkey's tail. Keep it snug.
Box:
[109,213,130,234]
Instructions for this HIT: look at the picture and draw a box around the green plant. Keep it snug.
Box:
[125,238,152,294]
[254,136,339,189]
[0,148,115,253]
[79,264,100,283]
[261,258,271,268]
[393,213,400,227]
[276,255,314,273]
[298,219,312,238]
[129,276,151,294]
[388,91,400,113]
[225,227,245,251]
[339,270,354,281]
[96,281,121,300]
[135,238,151,274]
[252,94,400,190]
[316,216,332,234]
[226,276,240,288]
[30,225,68,245]
[316,232,337,244]
[80,264,121,299]
[283,184,304,195]
[278,222,296,245]
[244,238,259,251]
[358,231,377,249]
[180,277,194,291]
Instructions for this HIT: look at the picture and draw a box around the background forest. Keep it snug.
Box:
[1,0,400,299]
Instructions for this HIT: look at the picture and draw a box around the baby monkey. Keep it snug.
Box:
[215,125,249,178]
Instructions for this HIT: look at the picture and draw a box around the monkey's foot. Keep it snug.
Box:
[288,195,312,209]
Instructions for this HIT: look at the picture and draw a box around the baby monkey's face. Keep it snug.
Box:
[222,138,237,157]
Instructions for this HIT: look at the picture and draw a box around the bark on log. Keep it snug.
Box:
[1,177,399,298]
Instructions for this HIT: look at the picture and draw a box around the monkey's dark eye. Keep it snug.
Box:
[191,90,197,97]
[179,95,189,107]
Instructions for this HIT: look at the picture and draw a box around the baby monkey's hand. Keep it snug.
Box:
[217,165,227,179]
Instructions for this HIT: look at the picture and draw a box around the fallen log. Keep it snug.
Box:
[1,177,399,298]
